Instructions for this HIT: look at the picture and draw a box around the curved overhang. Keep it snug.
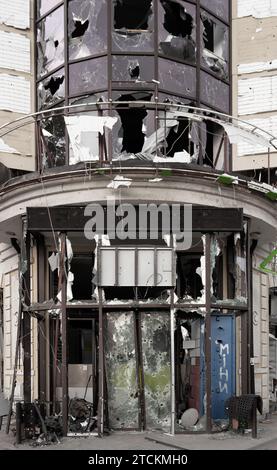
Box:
[0,165,275,244]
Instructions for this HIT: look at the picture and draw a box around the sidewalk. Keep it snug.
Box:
[1,413,277,450]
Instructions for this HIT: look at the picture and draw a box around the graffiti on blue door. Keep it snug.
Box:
[201,315,236,420]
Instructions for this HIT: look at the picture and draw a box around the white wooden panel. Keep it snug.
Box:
[0,74,30,114]
[157,248,173,286]
[118,249,135,286]
[237,0,277,18]
[137,249,155,287]
[0,31,30,73]
[238,76,277,115]
[238,60,277,75]
[0,0,30,29]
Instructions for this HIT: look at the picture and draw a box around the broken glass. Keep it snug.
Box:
[66,94,110,165]
[234,231,247,303]
[159,0,196,64]
[114,0,152,30]
[68,0,107,60]
[37,0,62,18]
[112,55,155,87]
[104,312,139,429]
[201,0,229,22]
[141,312,171,431]
[159,58,196,98]
[201,11,229,80]
[112,0,154,52]
[113,91,153,155]
[37,5,64,78]
[200,71,229,112]
[40,113,66,169]
[202,120,225,169]
[38,68,65,110]
[69,57,108,96]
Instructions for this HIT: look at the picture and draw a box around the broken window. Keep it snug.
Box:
[115,91,152,154]
[40,114,66,169]
[37,0,62,18]
[112,0,154,52]
[159,0,196,64]
[175,314,206,431]
[38,69,65,109]
[141,312,171,431]
[159,58,196,98]
[201,11,229,80]
[37,5,64,78]
[68,94,109,165]
[68,0,107,60]
[177,253,204,300]
[70,254,95,300]
[114,0,152,31]
[203,120,226,169]
[201,0,230,22]
[201,71,229,113]
[112,55,155,86]
[69,57,107,96]
[105,312,140,429]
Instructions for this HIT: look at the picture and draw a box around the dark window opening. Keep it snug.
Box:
[203,18,214,51]
[68,320,94,364]
[176,253,203,300]
[70,254,95,301]
[44,75,65,96]
[161,0,193,37]
[203,121,224,169]
[114,0,152,31]
[159,1,196,62]
[201,13,228,79]
[128,62,140,79]
[165,118,194,158]
[71,19,90,39]
[116,91,152,154]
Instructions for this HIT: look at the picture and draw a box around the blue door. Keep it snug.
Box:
[201,314,236,420]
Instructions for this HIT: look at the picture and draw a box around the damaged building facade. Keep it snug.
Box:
[0,0,276,438]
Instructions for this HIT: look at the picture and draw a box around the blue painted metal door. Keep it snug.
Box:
[211,315,236,420]
[200,315,236,420]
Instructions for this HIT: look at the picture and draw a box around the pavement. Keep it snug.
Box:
[1,412,277,451]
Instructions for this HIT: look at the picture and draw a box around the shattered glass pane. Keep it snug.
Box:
[38,68,65,110]
[105,312,139,429]
[113,91,153,155]
[40,113,66,169]
[37,0,61,18]
[234,231,247,303]
[112,0,154,52]
[159,58,196,98]
[112,55,155,87]
[68,0,107,60]
[141,312,171,431]
[37,6,64,78]
[69,57,108,96]
[158,1,196,64]
[200,71,229,112]
[201,11,229,80]
[210,235,224,302]
[114,0,152,30]
[201,0,229,22]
